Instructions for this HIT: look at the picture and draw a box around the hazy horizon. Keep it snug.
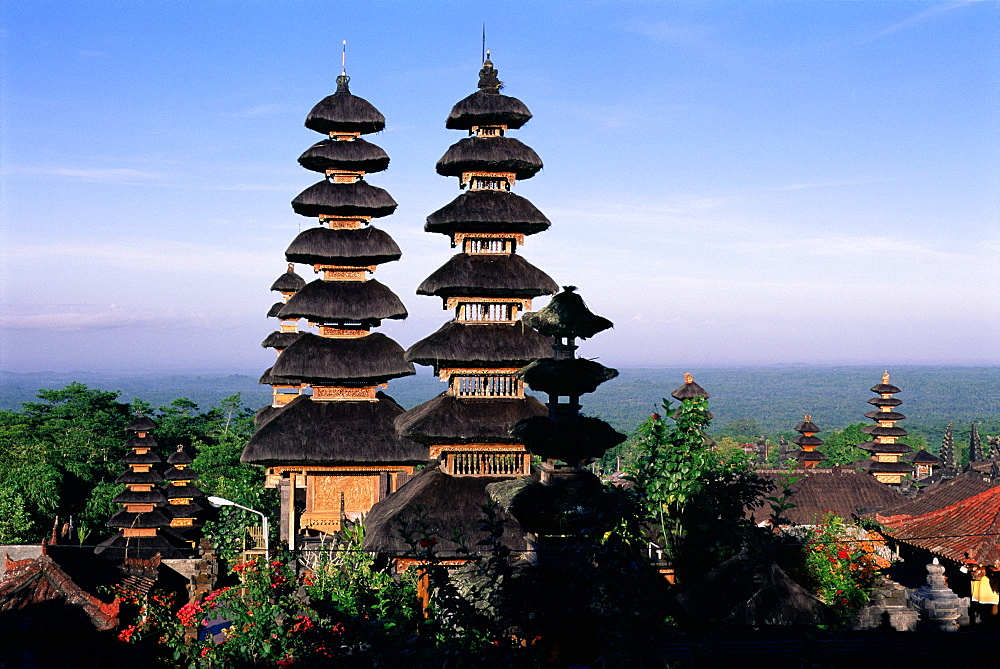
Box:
[2,1,997,374]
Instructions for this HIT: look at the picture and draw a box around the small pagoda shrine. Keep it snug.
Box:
[940,422,956,469]
[789,415,826,468]
[364,52,558,556]
[96,416,184,559]
[160,444,207,548]
[857,372,914,485]
[968,423,986,463]
[241,58,424,546]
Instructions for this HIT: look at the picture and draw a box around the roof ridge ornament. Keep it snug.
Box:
[336,40,350,93]
[478,49,503,93]
[882,370,890,384]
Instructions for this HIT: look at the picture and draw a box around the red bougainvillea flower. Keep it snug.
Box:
[418,537,438,548]
[837,550,849,559]
[117,624,139,642]
[652,414,661,420]
[276,654,295,666]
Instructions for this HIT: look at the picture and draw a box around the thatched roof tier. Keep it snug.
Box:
[258,366,300,386]
[162,502,205,519]
[512,415,626,462]
[871,382,902,394]
[793,418,821,433]
[857,440,913,454]
[291,180,397,218]
[123,435,158,449]
[270,267,306,293]
[255,404,283,427]
[166,446,192,465]
[285,226,401,266]
[864,410,906,421]
[866,461,916,474]
[94,532,188,560]
[305,82,386,135]
[163,468,198,482]
[165,483,205,500]
[519,358,618,397]
[395,392,546,445]
[273,332,414,384]
[298,137,389,174]
[278,279,407,324]
[125,416,157,432]
[113,489,166,505]
[671,374,710,400]
[267,302,285,318]
[521,286,613,339]
[861,425,909,437]
[362,464,528,554]
[120,450,162,465]
[416,253,558,299]
[867,396,903,407]
[493,472,630,537]
[425,190,550,235]
[791,450,826,463]
[436,137,542,179]
[791,435,823,447]
[405,321,552,368]
[908,449,942,465]
[115,470,163,485]
[107,509,171,529]
[261,331,303,350]
[241,393,427,466]
[446,91,532,130]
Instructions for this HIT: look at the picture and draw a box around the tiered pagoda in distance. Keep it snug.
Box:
[241,62,424,547]
[790,415,825,468]
[856,372,914,485]
[161,445,207,545]
[364,53,558,555]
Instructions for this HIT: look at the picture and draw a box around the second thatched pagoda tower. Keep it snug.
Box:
[856,372,914,485]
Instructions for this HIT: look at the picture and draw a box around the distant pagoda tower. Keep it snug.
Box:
[790,415,825,468]
[969,423,986,463]
[364,52,558,556]
[160,444,207,547]
[260,264,308,414]
[940,422,956,469]
[241,57,423,547]
[96,416,184,559]
[858,371,914,485]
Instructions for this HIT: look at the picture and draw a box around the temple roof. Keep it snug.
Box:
[125,416,157,432]
[883,470,998,517]
[0,555,119,631]
[519,358,618,397]
[298,137,389,174]
[272,332,414,384]
[261,331,303,350]
[166,444,193,465]
[858,440,913,454]
[304,77,386,135]
[267,301,285,318]
[417,253,558,299]
[521,286,613,339]
[120,450,162,465]
[864,410,906,421]
[513,414,626,462]
[791,435,823,447]
[113,488,166,504]
[862,425,909,437]
[291,179,397,219]
[270,266,306,293]
[123,435,157,449]
[285,225,401,266]
[107,509,171,529]
[278,279,407,325]
[671,373,710,400]
[258,366,300,385]
[241,393,426,466]
[877,485,1000,568]
[908,449,942,465]
[446,78,532,130]
[867,396,902,407]
[436,136,542,180]
[425,190,550,235]
[395,392,546,445]
[362,464,529,554]
[793,417,821,434]
[405,321,552,368]
[115,469,163,485]
[753,467,904,525]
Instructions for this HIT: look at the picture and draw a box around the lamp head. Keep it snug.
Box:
[207,496,234,508]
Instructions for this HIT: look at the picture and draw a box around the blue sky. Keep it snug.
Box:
[1,1,997,373]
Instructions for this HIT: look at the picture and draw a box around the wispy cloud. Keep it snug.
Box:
[858,1,972,45]
[0,304,205,331]
[622,19,714,47]
[231,103,286,118]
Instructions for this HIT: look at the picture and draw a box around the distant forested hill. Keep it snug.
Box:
[2,366,997,446]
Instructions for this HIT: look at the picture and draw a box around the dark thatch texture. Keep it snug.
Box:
[107,509,171,529]
[417,253,558,299]
[267,302,285,318]
[521,286,613,339]
[512,415,626,462]
[868,396,903,407]
[94,532,187,560]
[793,419,821,433]
[123,435,157,448]
[305,90,385,135]
[120,450,161,465]
[908,449,942,465]
[270,268,306,293]
[864,461,916,474]
[115,470,163,485]
[752,467,904,524]
[791,435,823,447]
[446,91,532,130]
[862,426,909,437]
[255,404,283,427]
[395,392,546,445]
[166,445,193,465]
[671,375,710,400]
[520,358,618,397]
[436,137,542,180]
[492,472,629,537]
[425,190,550,235]
[298,138,389,174]
[261,331,303,350]
[285,226,401,266]
[165,483,205,500]
[278,279,407,325]
[291,180,397,219]
[871,382,902,394]
[258,366,300,386]
[272,332,414,384]
[113,489,165,504]
[163,468,197,482]
[125,416,157,432]
[405,321,552,368]
[362,463,528,554]
[241,393,426,466]
[864,410,906,421]
[857,440,912,454]
[678,553,834,626]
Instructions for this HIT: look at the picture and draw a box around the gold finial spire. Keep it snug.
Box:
[882,370,890,384]
[805,414,811,422]
[336,41,350,93]
[684,373,693,384]
[287,263,294,273]
[341,40,347,76]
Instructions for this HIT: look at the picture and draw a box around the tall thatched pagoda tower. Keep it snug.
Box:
[364,53,558,555]
[790,415,825,468]
[241,64,424,547]
[857,371,914,484]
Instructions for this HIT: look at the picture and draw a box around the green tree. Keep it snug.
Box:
[821,423,870,465]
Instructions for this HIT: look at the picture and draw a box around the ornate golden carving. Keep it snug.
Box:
[318,326,370,338]
[312,386,377,401]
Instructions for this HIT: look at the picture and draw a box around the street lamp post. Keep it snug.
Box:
[206,496,269,556]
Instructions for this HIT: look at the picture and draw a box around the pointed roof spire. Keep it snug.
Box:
[337,40,350,93]
[940,422,956,468]
[969,423,985,463]
[478,49,502,93]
